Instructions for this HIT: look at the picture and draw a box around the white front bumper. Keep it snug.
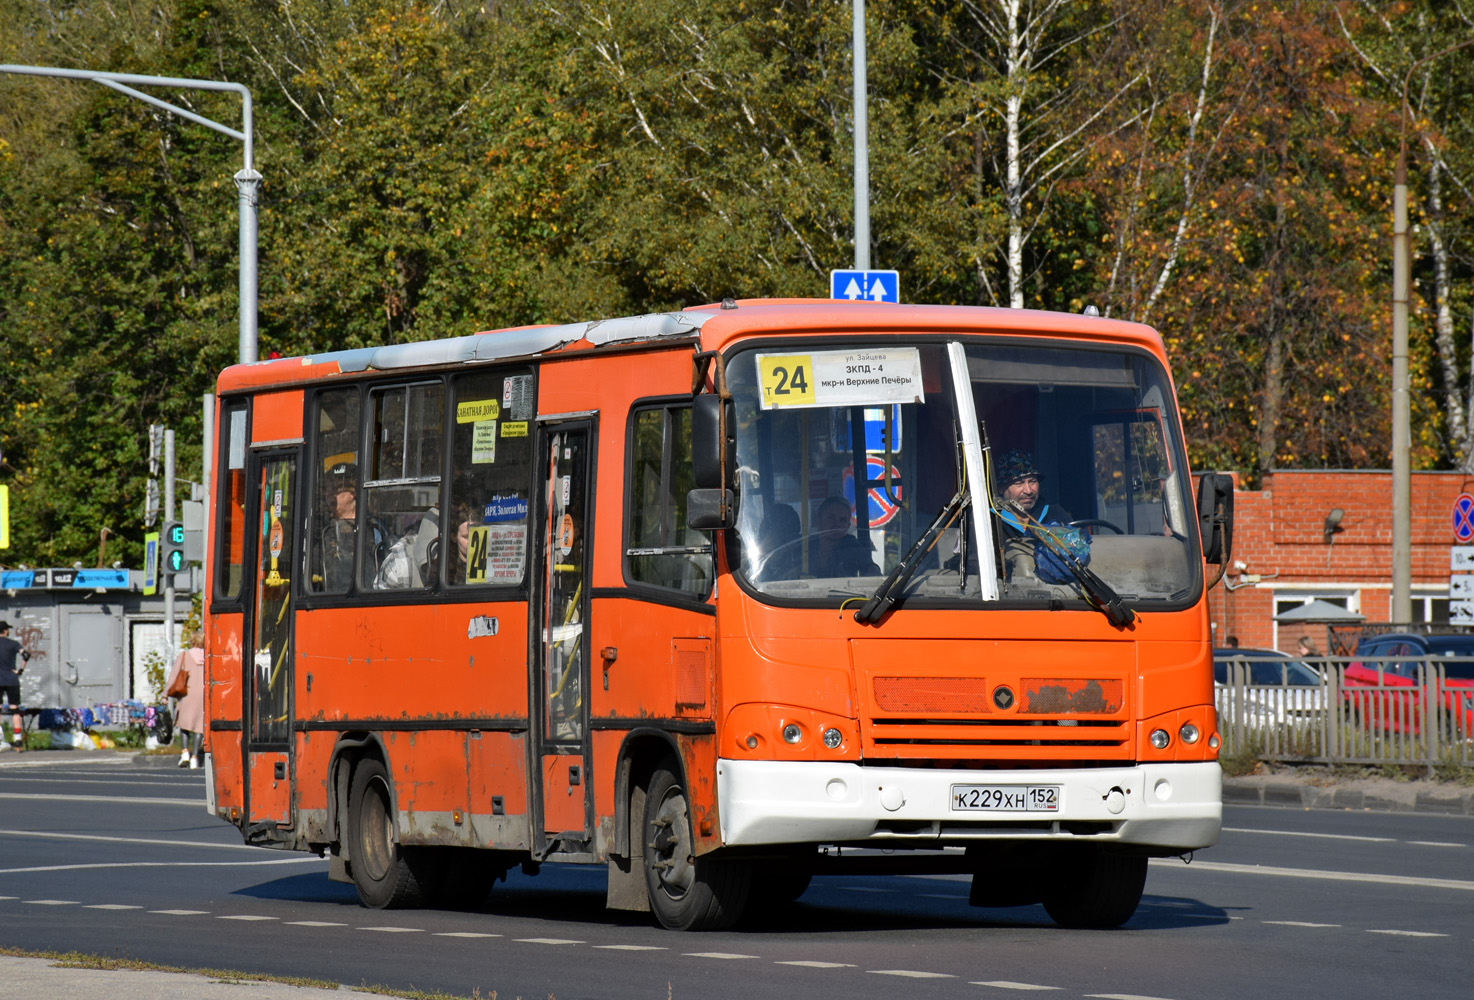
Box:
[716,759,1221,850]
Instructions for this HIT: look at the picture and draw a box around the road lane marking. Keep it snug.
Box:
[360,927,423,933]
[150,909,208,915]
[971,983,1061,991]
[1368,929,1448,937]
[594,945,666,951]
[0,858,323,874]
[683,952,758,960]
[1407,841,1465,848]
[435,932,502,938]
[1221,827,1395,843]
[1149,858,1474,892]
[23,900,78,905]
[0,793,201,807]
[218,915,278,921]
[871,970,956,978]
[777,961,855,968]
[1264,920,1340,928]
[515,938,583,945]
[0,828,282,851]
[83,904,141,910]
[286,921,347,927]
[1086,995,1178,1000]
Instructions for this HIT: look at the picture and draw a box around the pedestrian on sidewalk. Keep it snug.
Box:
[0,621,30,749]
[166,629,205,768]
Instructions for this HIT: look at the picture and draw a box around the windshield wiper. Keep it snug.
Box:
[1004,501,1136,628]
[853,487,970,625]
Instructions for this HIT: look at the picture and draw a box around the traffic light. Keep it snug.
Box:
[161,520,186,575]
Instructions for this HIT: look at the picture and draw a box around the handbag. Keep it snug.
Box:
[165,667,189,699]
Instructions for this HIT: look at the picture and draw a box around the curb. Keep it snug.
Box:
[1222,777,1474,815]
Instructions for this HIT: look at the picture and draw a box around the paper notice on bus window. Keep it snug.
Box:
[471,421,497,464]
[756,348,924,410]
[457,399,500,423]
[487,524,527,585]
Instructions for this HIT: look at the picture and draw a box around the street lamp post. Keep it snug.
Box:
[1390,39,1474,624]
[0,64,259,365]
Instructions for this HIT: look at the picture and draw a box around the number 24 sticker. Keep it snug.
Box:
[758,354,815,407]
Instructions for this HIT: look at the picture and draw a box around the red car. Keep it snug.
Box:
[1343,633,1474,739]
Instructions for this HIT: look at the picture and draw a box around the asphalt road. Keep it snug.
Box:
[1,753,1471,1000]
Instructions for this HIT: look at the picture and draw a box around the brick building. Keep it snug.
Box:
[1206,470,1473,653]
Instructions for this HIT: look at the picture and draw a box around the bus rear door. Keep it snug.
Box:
[534,418,595,854]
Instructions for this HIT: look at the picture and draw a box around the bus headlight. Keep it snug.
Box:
[822,727,843,749]
[1179,723,1200,744]
[1149,728,1171,750]
[782,723,803,744]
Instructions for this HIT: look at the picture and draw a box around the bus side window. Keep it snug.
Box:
[307,387,362,595]
[216,399,249,601]
[363,381,444,591]
[447,369,534,588]
[626,402,712,598]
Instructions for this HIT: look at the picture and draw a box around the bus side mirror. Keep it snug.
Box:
[691,394,734,490]
[1197,472,1234,564]
[687,488,735,531]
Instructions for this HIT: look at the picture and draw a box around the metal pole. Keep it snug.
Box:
[852,0,870,271]
[0,64,257,364]
[1392,152,1411,625]
[164,429,177,677]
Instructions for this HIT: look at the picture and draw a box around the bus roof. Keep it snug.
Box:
[214,299,1165,394]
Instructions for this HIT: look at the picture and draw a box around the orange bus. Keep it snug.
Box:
[203,300,1233,931]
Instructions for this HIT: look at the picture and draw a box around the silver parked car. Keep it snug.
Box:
[1213,648,1328,728]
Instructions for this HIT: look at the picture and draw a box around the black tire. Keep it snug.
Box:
[431,848,508,910]
[745,858,813,913]
[347,759,442,909]
[642,758,751,930]
[1041,849,1147,929]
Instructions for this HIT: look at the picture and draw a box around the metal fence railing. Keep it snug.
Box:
[1214,656,1474,767]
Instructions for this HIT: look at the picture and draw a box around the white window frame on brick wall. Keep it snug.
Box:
[1269,588,1361,652]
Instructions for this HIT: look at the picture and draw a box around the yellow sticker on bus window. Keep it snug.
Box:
[457,399,500,423]
[466,525,490,584]
[501,421,529,437]
[758,354,816,408]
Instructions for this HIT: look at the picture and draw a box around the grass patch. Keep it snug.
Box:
[0,946,494,998]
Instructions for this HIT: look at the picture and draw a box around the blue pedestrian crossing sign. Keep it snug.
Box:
[830,269,900,303]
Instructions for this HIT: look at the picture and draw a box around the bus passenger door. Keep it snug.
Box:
[533,419,594,854]
[242,450,297,833]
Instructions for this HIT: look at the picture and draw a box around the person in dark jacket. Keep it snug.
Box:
[0,621,30,749]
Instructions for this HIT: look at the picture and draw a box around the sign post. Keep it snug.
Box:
[1450,494,1474,625]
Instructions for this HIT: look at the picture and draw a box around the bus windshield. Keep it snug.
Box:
[726,338,1200,609]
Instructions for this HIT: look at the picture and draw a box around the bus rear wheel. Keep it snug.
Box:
[348,759,441,909]
[1040,849,1146,929]
[642,760,750,931]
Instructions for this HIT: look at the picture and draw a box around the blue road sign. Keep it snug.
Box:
[1454,493,1474,543]
[830,269,900,303]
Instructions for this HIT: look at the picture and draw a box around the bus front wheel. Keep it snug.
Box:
[348,759,441,909]
[1041,849,1146,929]
[642,760,750,931]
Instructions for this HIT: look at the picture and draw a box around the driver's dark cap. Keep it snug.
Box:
[996,450,1040,487]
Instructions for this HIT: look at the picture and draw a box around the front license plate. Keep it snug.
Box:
[951,784,1060,812]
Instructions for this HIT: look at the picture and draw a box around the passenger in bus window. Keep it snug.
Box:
[318,463,387,592]
[809,497,879,578]
[993,450,1072,581]
[447,501,479,585]
[374,507,439,590]
[752,503,802,582]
